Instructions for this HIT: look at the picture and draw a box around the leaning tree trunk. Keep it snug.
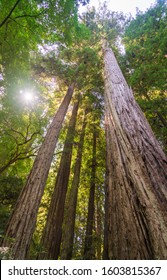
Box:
[84,126,97,259]
[60,112,87,260]
[2,85,75,259]
[103,46,167,260]
[39,94,80,260]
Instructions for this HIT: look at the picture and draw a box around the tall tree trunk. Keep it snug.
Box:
[95,188,103,259]
[2,85,74,259]
[60,112,87,260]
[39,94,80,260]
[84,126,97,259]
[103,46,167,259]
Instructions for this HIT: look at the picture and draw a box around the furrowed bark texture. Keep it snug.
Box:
[60,113,87,260]
[2,85,74,259]
[103,47,167,259]
[39,94,80,260]
[84,127,97,259]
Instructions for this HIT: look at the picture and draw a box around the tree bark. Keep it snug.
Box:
[84,126,97,259]
[2,85,74,259]
[60,112,87,260]
[39,93,80,260]
[103,46,167,259]
[95,187,103,260]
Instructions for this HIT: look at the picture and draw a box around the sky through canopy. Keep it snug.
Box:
[80,0,157,16]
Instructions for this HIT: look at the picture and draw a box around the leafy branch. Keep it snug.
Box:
[0,121,42,173]
[0,0,21,28]
[0,145,39,174]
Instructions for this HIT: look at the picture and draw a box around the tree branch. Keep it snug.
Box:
[13,10,46,20]
[18,132,41,146]
[0,0,21,28]
[9,128,26,139]
[0,145,39,174]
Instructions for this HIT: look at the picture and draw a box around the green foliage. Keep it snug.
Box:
[0,0,90,100]
[0,84,48,175]
[122,0,167,151]
[136,90,167,152]
[81,3,127,48]
[0,175,23,238]
[0,176,23,205]
[123,0,167,93]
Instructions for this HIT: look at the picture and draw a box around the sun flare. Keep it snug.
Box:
[20,89,34,103]
[24,91,34,101]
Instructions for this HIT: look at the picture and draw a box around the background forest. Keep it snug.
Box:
[0,0,167,259]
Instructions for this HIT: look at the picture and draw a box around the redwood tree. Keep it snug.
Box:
[60,111,87,260]
[84,125,97,259]
[39,93,80,260]
[2,84,74,259]
[103,46,167,260]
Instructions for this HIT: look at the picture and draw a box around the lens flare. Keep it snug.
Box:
[24,91,33,101]
[20,89,34,103]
